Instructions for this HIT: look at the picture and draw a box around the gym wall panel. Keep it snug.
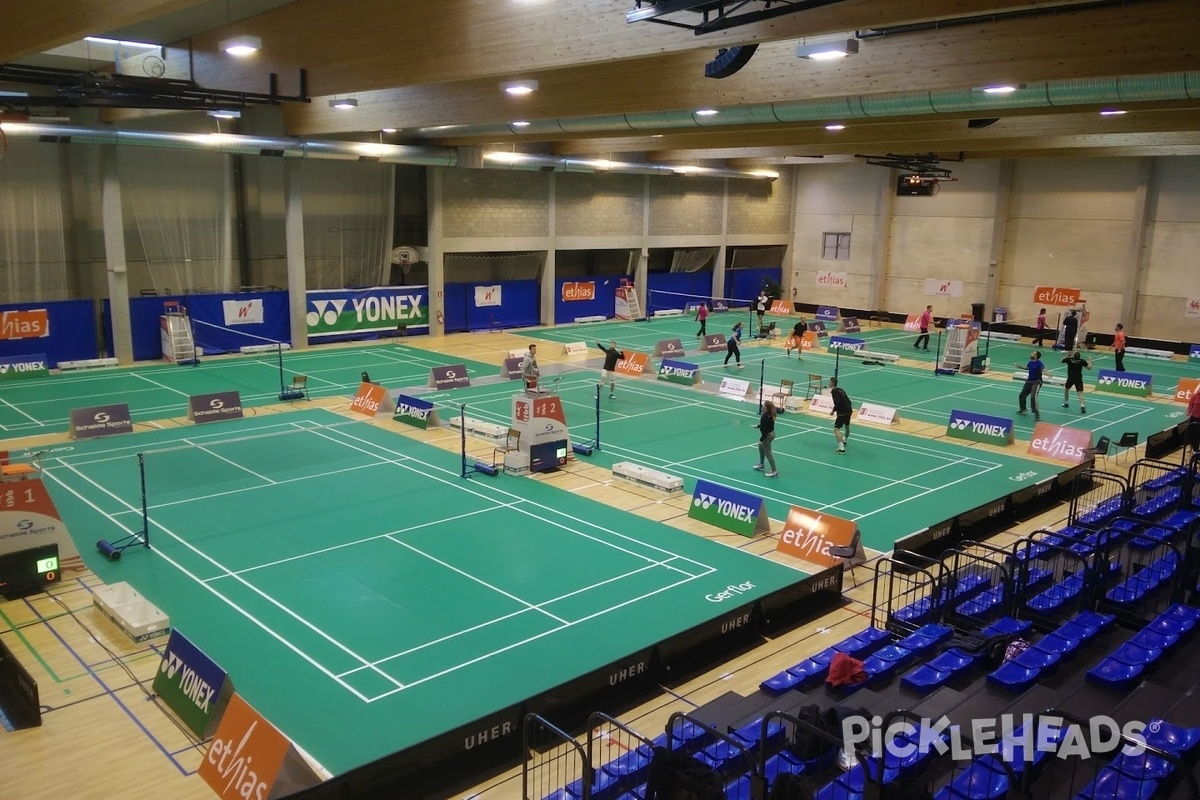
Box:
[727,268,782,302]
[300,159,392,290]
[1009,158,1143,222]
[555,173,644,237]
[794,163,880,216]
[442,170,550,239]
[0,140,72,304]
[648,176,723,236]
[0,299,97,366]
[1138,156,1200,342]
[727,170,792,236]
[553,277,618,323]
[887,216,993,315]
[792,164,881,311]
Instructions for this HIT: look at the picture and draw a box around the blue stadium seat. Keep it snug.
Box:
[1027,573,1084,612]
[1143,719,1200,756]
[731,718,785,753]
[982,616,1033,638]
[1011,646,1061,671]
[600,743,655,784]
[957,587,1005,618]
[1031,632,1079,657]
[895,623,953,654]
[1110,750,1175,781]
[894,597,936,625]
[1086,657,1145,691]
[1130,629,1179,650]
[760,669,805,695]
[1074,767,1157,800]
[1110,641,1163,666]
[1163,509,1198,529]
[986,661,1041,692]
[696,740,753,776]
[1071,610,1116,634]
[900,664,951,695]
[833,632,881,659]
[941,760,1011,799]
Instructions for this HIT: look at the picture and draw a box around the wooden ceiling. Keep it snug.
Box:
[8,0,1200,167]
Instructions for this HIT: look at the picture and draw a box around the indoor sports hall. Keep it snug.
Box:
[3,3,1200,800]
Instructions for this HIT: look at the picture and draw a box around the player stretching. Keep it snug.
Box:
[596,340,626,399]
[830,377,852,454]
[1061,349,1091,414]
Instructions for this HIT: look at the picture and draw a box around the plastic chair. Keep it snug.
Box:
[1116,431,1139,463]
[492,428,521,470]
[827,529,866,585]
[771,379,795,411]
[805,373,827,400]
[1084,435,1112,466]
[287,374,308,399]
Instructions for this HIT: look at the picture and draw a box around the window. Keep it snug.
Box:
[822,232,851,260]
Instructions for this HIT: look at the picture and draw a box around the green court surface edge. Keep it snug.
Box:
[0,342,498,434]
[41,409,808,776]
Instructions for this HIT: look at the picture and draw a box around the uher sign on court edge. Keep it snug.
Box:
[946,410,1015,446]
[152,630,233,738]
[654,339,686,358]
[1095,369,1152,397]
[199,693,319,800]
[188,391,244,424]
[393,394,440,430]
[857,403,898,426]
[658,358,701,386]
[306,286,429,339]
[688,479,770,537]
[69,403,133,440]
[718,377,753,400]
[429,364,470,390]
[776,506,860,568]
[1027,422,1093,465]
[0,354,49,381]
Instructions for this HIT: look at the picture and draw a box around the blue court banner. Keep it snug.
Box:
[828,336,866,352]
[815,305,840,323]
[1190,345,1200,361]
[393,393,440,430]
[946,409,1015,446]
[841,317,862,333]
[0,353,49,381]
[658,358,701,386]
[151,630,232,738]
[688,479,770,537]
[1096,369,1152,397]
[808,321,829,338]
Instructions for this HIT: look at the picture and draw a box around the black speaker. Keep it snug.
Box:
[704,45,759,79]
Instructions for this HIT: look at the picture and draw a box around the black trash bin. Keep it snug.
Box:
[971,302,985,323]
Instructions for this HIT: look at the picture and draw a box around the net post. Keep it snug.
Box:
[138,452,150,549]
[460,404,468,479]
[277,343,285,393]
[934,330,944,374]
[834,347,841,381]
[594,384,601,451]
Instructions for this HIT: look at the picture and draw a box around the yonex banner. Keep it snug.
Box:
[808,321,829,339]
[614,351,649,378]
[946,409,1014,446]
[152,630,233,738]
[654,339,686,358]
[306,286,429,339]
[501,357,524,380]
[701,333,727,353]
[828,336,865,352]
[0,353,49,381]
[350,382,391,417]
[841,317,861,333]
[429,364,470,390]
[188,391,244,425]
[688,479,770,537]
[769,300,792,314]
[199,693,319,800]
[815,305,839,323]
[69,403,133,440]
[658,358,701,386]
[776,506,860,568]
[393,394,440,429]
[0,309,49,340]
[221,298,264,326]
[1095,369,1152,397]
[1175,378,1200,405]
[1190,345,1200,361]
[1027,422,1093,465]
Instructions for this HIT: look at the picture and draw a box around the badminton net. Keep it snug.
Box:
[191,318,292,358]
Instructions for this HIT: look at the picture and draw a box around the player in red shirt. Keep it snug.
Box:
[1112,323,1127,372]
[914,305,933,350]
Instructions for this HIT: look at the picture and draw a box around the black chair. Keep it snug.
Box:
[1116,431,1139,464]
[1084,435,1112,466]
[827,530,866,587]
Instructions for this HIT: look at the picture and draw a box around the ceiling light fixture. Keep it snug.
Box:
[650,134,664,138]
[695,108,719,116]
[220,35,261,57]
[207,109,241,119]
[825,123,846,131]
[381,127,398,133]
[981,85,1018,94]
[1100,109,1128,116]
[796,39,858,61]
[484,152,526,163]
[511,120,531,128]
[329,98,358,110]
[85,36,161,49]
[501,80,539,96]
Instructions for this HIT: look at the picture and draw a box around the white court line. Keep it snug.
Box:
[185,439,278,485]
[341,556,700,676]
[211,505,513,577]
[39,464,379,702]
[0,395,43,425]
[130,371,193,399]
[848,461,1005,523]
[54,456,404,691]
[367,569,714,701]
[806,455,972,514]
[384,534,570,625]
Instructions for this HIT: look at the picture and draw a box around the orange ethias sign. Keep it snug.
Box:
[350,381,389,417]
[1026,422,1093,465]
[0,309,49,340]
[775,506,858,568]
[614,351,649,377]
[199,694,292,800]
[561,281,597,302]
[769,300,792,314]
[1175,378,1200,405]
[786,332,819,352]
[1032,286,1082,307]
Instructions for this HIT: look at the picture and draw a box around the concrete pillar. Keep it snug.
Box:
[100,146,133,365]
[713,177,730,299]
[427,167,445,336]
[1122,158,1154,332]
[542,172,556,325]
[870,169,896,313]
[985,160,1014,318]
[283,160,308,349]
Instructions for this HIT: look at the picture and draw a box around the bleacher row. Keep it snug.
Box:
[527,454,1200,800]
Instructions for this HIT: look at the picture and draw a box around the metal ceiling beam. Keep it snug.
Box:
[626,0,851,34]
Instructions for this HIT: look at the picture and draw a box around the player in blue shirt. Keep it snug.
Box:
[724,322,744,369]
[1018,350,1045,420]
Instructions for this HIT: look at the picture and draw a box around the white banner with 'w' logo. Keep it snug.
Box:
[222,299,264,326]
